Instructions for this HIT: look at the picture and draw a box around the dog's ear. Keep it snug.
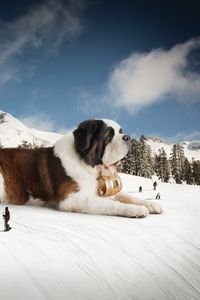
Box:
[73,120,98,154]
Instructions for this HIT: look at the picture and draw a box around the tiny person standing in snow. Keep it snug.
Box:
[3,207,11,231]
[156,193,161,199]
[153,181,157,190]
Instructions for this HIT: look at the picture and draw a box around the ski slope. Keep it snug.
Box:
[0,174,200,300]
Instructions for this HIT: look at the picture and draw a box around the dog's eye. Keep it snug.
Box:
[119,128,123,134]
[108,132,113,139]
[105,129,114,143]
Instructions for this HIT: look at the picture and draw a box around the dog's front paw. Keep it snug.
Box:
[146,201,163,214]
[128,205,149,218]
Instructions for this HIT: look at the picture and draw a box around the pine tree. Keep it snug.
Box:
[170,144,186,184]
[162,155,170,183]
[119,138,140,175]
[137,135,154,178]
[183,158,193,184]
[130,138,141,175]
[192,160,200,185]
[119,135,154,178]
[154,154,161,176]
[155,148,170,182]
[179,144,186,181]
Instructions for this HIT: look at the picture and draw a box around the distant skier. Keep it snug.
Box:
[2,207,11,231]
[139,186,142,192]
[156,193,161,200]
[153,181,157,190]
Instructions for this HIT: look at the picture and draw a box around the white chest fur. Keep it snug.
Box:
[54,133,98,196]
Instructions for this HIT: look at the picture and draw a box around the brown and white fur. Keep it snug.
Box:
[0,119,162,218]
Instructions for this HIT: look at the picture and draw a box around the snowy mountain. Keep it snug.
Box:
[0,111,61,148]
[1,173,200,300]
[146,136,200,161]
[0,111,200,163]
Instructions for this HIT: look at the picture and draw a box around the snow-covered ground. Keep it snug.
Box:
[1,110,199,299]
[1,174,200,300]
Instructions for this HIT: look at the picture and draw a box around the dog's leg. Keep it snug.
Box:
[59,193,149,218]
[114,192,163,214]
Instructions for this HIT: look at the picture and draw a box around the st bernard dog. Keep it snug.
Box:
[0,119,162,217]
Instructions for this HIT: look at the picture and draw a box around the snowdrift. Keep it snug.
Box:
[1,174,200,300]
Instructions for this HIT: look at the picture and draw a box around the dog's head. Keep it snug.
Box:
[73,119,131,167]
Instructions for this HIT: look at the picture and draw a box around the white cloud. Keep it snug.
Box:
[57,127,73,135]
[20,113,56,131]
[0,0,85,85]
[107,38,200,113]
[20,113,71,134]
[162,130,200,144]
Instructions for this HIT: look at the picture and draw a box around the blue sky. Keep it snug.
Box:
[0,0,200,142]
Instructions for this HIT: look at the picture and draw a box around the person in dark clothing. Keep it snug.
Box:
[3,207,11,231]
[153,181,157,190]
[156,193,161,199]
[139,186,142,192]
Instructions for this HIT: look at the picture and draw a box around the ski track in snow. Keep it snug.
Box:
[0,174,200,300]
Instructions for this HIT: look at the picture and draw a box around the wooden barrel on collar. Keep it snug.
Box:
[97,174,122,197]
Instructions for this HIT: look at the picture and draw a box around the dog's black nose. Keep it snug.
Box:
[122,135,131,142]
